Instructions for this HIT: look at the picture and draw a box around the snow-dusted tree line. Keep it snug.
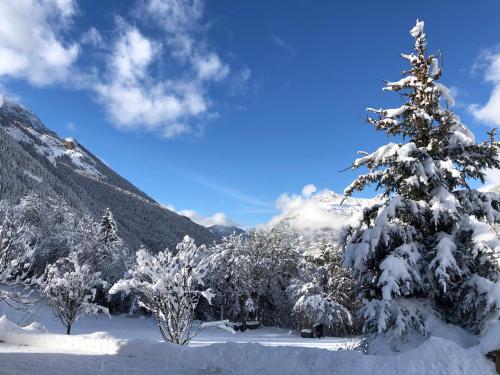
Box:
[0,192,360,340]
[0,193,130,332]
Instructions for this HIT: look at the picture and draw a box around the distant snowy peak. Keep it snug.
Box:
[269,188,380,234]
[312,190,380,208]
[0,100,102,178]
[208,225,245,240]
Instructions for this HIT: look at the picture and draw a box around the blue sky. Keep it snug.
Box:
[1,0,500,227]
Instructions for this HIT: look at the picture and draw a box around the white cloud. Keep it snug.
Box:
[469,49,500,126]
[193,53,229,81]
[301,184,317,197]
[93,23,208,138]
[480,167,500,192]
[266,185,372,234]
[0,0,79,86]
[139,0,230,81]
[92,0,235,138]
[81,27,103,48]
[163,203,235,227]
[178,209,235,227]
[0,0,245,139]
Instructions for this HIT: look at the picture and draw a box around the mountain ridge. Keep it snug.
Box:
[0,98,215,251]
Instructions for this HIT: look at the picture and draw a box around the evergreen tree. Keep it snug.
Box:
[99,208,118,244]
[342,20,500,340]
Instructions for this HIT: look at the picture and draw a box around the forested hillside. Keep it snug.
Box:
[0,99,214,251]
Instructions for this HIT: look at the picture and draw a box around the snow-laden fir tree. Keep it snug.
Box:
[76,212,129,285]
[110,236,217,345]
[38,251,108,334]
[99,208,118,245]
[342,20,500,340]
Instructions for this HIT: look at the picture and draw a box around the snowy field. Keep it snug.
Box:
[0,299,359,350]
[0,301,498,375]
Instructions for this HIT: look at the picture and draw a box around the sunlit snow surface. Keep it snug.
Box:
[0,300,497,375]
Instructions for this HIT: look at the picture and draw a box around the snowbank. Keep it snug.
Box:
[0,316,120,355]
[0,316,497,375]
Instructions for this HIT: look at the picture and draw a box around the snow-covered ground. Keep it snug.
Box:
[0,300,360,350]
[0,300,498,375]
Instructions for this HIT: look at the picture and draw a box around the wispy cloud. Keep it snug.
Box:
[161,203,236,227]
[469,46,500,126]
[178,209,235,227]
[183,172,271,208]
[269,34,295,57]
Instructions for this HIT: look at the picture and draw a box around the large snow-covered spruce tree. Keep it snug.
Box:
[342,20,500,340]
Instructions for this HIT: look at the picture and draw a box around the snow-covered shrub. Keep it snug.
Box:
[0,200,35,310]
[342,20,500,342]
[38,252,108,334]
[288,238,359,336]
[293,292,351,335]
[110,236,215,345]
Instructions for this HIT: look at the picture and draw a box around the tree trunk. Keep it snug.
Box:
[66,324,71,335]
[239,297,247,331]
[496,349,500,374]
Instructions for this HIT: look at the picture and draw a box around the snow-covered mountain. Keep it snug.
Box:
[0,98,215,251]
[207,225,245,240]
[268,187,380,235]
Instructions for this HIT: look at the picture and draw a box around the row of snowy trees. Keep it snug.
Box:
[0,195,360,341]
[0,194,130,334]
[203,227,361,335]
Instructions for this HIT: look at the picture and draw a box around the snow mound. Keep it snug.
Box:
[22,322,49,333]
[479,321,500,354]
[0,316,497,375]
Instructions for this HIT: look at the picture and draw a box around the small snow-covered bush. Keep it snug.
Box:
[38,252,108,334]
[288,238,361,336]
[293,291,352,335]
[110,236,215,345]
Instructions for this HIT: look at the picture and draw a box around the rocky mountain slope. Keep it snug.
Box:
[0,97,215,251]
